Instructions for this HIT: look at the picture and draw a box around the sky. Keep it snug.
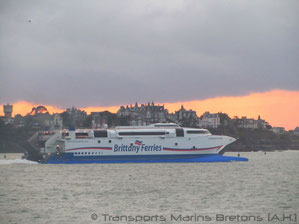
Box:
[0,1,298,129]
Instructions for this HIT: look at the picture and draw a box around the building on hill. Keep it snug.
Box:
[176,105,197,120]
[293,127,299,136]
[30,112,63,130]
[117,102,169,126]
[257,115,267,129]
[3,104,13,118]
[234,116,257,128]
[199,112,220,128]
[48,114,63,130]
[232,115,267,129]
[66,106,87,119]
[117,103,199,127]
[271,127,286,135]
[91,112,109,128]
[1,104,14,125]
[13,114,25,128]
[167,113,179,123]
[175,105,198,127]
[66,106,87,127]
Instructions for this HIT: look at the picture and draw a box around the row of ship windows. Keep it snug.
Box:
[76,131,210,140]
[92,130,210,138]
[74,152,103,155]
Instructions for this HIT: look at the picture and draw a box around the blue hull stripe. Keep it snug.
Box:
[44,153,248,164]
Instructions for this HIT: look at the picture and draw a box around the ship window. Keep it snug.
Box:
[94,130,108,138]
[176,128,184,137]
[109,140,112,143]
[62,132,69,137]
[175,143,178,146]
[118,132,166,136]
[76,132,89,139]
[98,140,101,143]
[187,130,210,134]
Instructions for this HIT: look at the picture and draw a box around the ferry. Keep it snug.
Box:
[43,123,248,164]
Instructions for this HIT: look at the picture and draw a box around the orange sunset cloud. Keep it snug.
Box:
[163,89,299,130]
[1,89,298,130]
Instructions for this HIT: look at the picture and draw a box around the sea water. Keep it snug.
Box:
[0,151,298,224]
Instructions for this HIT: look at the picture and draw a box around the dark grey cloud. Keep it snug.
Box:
[0,0,298,107]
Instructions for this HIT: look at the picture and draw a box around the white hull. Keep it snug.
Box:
[53,124,236,156]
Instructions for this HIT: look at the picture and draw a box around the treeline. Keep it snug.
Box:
[210,127,299,151]
[0,119,36,153]
[1,115,298,153]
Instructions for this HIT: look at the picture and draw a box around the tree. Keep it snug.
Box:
[60,112,73,128]
[83,115,93,128]
[0,118,4,129]
[218,113,231,126]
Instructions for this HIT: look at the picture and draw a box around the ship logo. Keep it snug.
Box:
[134,140,143,146]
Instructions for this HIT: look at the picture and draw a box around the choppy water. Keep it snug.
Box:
[0,152,298,224]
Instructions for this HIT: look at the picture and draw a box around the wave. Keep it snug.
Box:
[0,159,39,165]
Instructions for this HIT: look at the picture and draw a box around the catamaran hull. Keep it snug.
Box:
[43,124,248,164]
